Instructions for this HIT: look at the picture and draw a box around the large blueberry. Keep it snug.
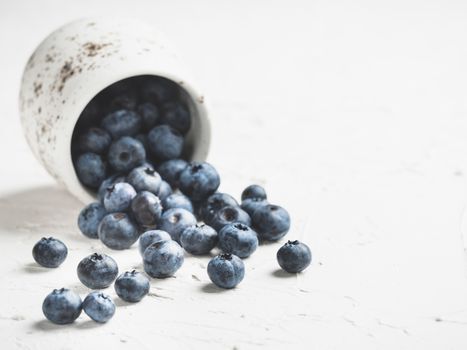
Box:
[108,136,146,173]
[143,240,184,278]
[103,182,137,213]
[42,288,82,324]
[131,191,163,228]
[180,224,218,255]
[127,166,162,194]
[101,109,142,139]
[240,198,268,217]
[156,180,173,201]
[161,101,191,135]
[218,223,258,258]
[139,230,172,255]
[200,192,238,224]
[147,125,184,160]
[114,270,150,302]
[158,208,197,242]
[78,202,107,239]
[157,159,188,188]
[32,237,68,268]
[277,240,312,273]
[137,102,160,130]
[241,184,267,201]
[75,152,107,188]
[162,193,193,213]
[82,291,115,323]
[77,253,119,289]
[207,253,245,289]
[98,174,126,203]
[78,127,112,155]
[178,162,220,201]
[209,205,251,232]
[98,212,139,250]
[252,204,290,241]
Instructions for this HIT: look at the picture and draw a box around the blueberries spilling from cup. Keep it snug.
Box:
[36,76,312,324]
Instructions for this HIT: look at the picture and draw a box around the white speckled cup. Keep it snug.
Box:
[19,17,210,203]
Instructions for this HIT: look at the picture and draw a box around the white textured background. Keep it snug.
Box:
[1,0,467,349]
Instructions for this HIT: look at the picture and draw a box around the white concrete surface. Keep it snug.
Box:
[1,0,467,349]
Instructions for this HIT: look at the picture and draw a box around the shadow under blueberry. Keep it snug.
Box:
[200,283,230,293]
[22,262,53,274]
[271,268,296,278]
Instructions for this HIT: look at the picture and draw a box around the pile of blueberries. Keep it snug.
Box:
[33,76,312,325]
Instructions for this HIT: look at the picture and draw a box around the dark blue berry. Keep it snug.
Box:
[107,92,138,112]
[103,182,137,213]
[98,174,126,203]
[207,253,244,289]
[78,127,111,154]
[240,198,268,217]
[158,208,197,242]
[218,223,258,258]
[77,253,118,289]
[75,152,107,189]
[209,205,251,232]
[137,102,160,130]
[241,184,267,201]
[178,162,220,201]
[78,202,107,239]
[141,78,178,103]
[156,180,173,201]
[252,204,290,241]
[127,166,161,194]
[42,288,82,324]
[147,125,184,160]
[82,291,115,323]
[161,101,191,134]
[108,136,146,173]
[131,191,163,228]
[180,224,217,255]
[277,240,311,273]
[143,240,184,278]
[101,110,142,139]
[162,193,193,213]
[98,212,139,250]
[114,270,150,302]
[32,237,68,268]
[139,230,172,255]
[157,159,188,188]
[200,192,238,224]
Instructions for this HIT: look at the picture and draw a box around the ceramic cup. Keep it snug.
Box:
[19,17,210,203]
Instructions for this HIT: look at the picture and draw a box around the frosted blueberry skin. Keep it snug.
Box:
[178,162,221,201]
[218,223,258,258]
[78,202,107,239]
[131,191,163,228]
[160,101,191,135]
[200,192,239,224]
[101,109,142,139]
[137,102,160,130]
[156,180,173,202]
[180,224,218,255]
[240,198,268,217]
[75,152,107,189]
[157,159,188,188]
[108,136,146,173]
[147,125,184,161]
[139,230,172,256]
[77,253,119,289]
[158,208,197,242]
[42,288,82,325]
[127,166,162,194]
[114,270,150,302]
[143,240,184,278]
[103,182,137,213]
[241,184,267,201]
[252,204,290,241]
[207,253,245,289]
[98,213,139,250]
[32,237,68,268]
[162,193,194,213]
[98,174,126,203]
[277,240,312,273]
[78,127,112,155]
[82,291,115,323]
[209,205,251,232]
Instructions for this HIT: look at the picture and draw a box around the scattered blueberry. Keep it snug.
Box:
[157,159,188,188]
[252,204,290,241]
[218,223,258,258]
[200,192,238,224]
[161,101,191,135]
[158,208,197,242]
[98,213,139,250]
[32,237,68,268]
[97,174,126,203]
[143,240,184,278]
[103,182,137,213]
[241,184,267,201]
[77,253,119,289]
[147,125,184,160]
[139,230,172,255]
[127,166,161,194]
[162,193,193,213]
[207,253,245,289]
[210,205,251,232]
[131,191,163,228]
[75,152,107,189]
[276,240,311,273]
[82,291,116,323]
[114,270,150,302]
[241,197,268,217]
[78,127,112,155]
[178,162,220,201]
[101,110,142,139]
[137,102,160,130]
[78,202,107,239]
[108,136,146,173]
[180,224,218,255]
[42,288,82,324]
[156,180,173,201]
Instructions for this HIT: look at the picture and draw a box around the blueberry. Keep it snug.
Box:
[139,230,172,255]
[131,191,163,228]
[42,288,82,324]
[158,208,197,242]
[157,159,188,188]
[107,93,138,112]
[147,125,184,160]
[240,198,268,217]
[103,182,137,213]
[137,102,160,130]
[114,270,150,302]
[78,127,112,154]
[78,202,107,239]
[200,192,238,224]
[180,224,217,255]
[75,152,107,188]
[277,240,311,273]
[178,162,220,201]
[161,101,191,135]
[252,204,290,241]
[127,166,162,194]
[218,223,258,258]
[101,110,142,139]
[241,184,267,201]
[98,213,139,250]
[98,174,126,203]
[209,205,251,232]
[162,193,193,213]
[77,253,119,289]
[143,240,184,278]
[207,253,245,289]
[108,136,146,173]
[32,237,68,268]
[156,180,173,202]
[141,78,178,103]
[82,291,115,323]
